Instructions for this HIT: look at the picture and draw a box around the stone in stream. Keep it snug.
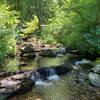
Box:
[56,47,66,55]
[39,47,66,57]
[66,49,80,55]
[20,44,36,58]
[89,72,100,87]
[0,71,35,98]
[89,65,100,87]
[39,49,57,57]
[22,53,36,58]
[75,59,93,70]
[18,63,28,67]
[91,65,100,74]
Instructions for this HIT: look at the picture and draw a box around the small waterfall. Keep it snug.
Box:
[48,68,60,81]
[31,67,60,86]
[31,70,51,86]
[30,71,41,81]
[49,68,56,76]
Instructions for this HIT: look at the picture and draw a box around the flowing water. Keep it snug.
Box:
[1,54,100,100]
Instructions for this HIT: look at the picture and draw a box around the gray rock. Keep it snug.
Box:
[20,45,35,58]
[39,49,57,57]
[0,71,34,96]
[75,59,93,70]
[92,65,100,74]
[75,59,91,66]
[22,53,36,58]
[89,72,100,87]
[57,47,66,55]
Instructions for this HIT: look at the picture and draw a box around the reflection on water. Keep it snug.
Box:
[2,54,100,100]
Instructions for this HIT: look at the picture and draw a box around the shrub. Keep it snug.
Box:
[0,4,19,63]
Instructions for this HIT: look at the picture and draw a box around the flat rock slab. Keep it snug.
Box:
[0,71,33,95]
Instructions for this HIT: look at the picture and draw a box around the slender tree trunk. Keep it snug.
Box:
[16,0,20,10]
[35,0,42,30]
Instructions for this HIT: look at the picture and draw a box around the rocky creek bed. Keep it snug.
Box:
[0,51,100,100]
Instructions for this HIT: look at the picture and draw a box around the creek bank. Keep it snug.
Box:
[16,36,99,59]
[16,36,67,58]
[65,47,100,60]
[17,43,99,60]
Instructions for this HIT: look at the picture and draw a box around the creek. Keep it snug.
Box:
[0,53,100,100]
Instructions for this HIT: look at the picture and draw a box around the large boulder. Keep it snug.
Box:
[89,72,100,87]
[89,65,100,87]
[0,71,35,97]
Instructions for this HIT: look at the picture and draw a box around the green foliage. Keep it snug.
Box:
[22,16,39,35]
[41,33,57,44]
[64,0,100,54]
[6,58,18,72]
[5,0,100,54]
[42,0,100,54]
[0,4,19,63]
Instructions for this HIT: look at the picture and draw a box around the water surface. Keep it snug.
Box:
[2,54,100,100]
